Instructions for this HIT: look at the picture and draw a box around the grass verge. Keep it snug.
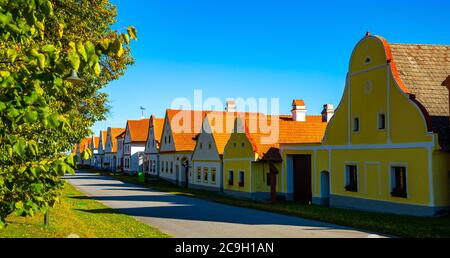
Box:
[93,169,450,238]
[0,182,170,238]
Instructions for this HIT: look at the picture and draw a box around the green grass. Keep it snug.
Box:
[0,182,170,238]
[93,169,450,238]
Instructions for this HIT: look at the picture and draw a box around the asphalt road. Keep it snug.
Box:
[66,171,383,238]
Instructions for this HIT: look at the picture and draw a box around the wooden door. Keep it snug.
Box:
[293,155,312,203]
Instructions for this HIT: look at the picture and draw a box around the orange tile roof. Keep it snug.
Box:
[127,119,150,142]
[100,131,107,149]
[116,131,126,139]
[109,128,125,152]
[150,116,165,144]
[166,109,207,151]
[78,137,92,153]
[202,111,245,154]
[238,113,327,160]
[91,136,100,149]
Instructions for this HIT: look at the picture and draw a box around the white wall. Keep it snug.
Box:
[191,161,222,190]
[159,153,192,186]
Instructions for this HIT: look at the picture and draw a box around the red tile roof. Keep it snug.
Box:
[373,35,450,150]
[109,128,125,152]
[151,116,164,144]
[166,109,207,151]
[127,119,150,142]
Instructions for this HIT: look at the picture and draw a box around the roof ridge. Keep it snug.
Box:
[390,42,450,47]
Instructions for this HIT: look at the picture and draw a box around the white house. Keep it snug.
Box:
[115,131,126,172]
[104,127,125,171]
[89,136,100,167]
[96,130,107,169]
[123,118,150,174]
[191,109,237,191]
[159,109,206,187]
[144,115,164,177]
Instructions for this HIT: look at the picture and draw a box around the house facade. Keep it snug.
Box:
[95,130,107,169]
[281,34,450,216]
[89,136,100,167]
[115,131,125,172]
[159,109,206,187]
[222,102,329,200]
[190,107,238,191]
[144,115,164,177]
[123,118,150,174]
[104,127,125,171]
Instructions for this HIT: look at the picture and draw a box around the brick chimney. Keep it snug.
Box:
[321,104,335,122]
[292,100,307,122]
[225,99,236,112]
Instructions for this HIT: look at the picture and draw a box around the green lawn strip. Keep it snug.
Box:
[0,182,170,238]
[91,169,450,238]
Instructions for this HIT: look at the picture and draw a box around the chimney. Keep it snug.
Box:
[225,99,236,112]
[322,104,335,122]
[292,100,307,122]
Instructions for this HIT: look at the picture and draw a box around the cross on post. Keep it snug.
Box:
[140,106,146,118]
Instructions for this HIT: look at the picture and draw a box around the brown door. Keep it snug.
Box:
[293,155,312,203]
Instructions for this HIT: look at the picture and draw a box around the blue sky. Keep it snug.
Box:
[92,0,450,134]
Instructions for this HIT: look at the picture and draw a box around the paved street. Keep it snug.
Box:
[66,171,383,238]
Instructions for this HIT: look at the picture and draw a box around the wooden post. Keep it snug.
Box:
[269,160,276,204]
[44,210,49,227]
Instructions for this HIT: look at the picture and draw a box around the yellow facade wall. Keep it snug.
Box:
[281,36,450,215]
[223,132,283,195]
[330,148,431,206]
[432,150,450,207]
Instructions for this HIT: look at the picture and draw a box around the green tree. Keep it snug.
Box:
[0,0,137,228]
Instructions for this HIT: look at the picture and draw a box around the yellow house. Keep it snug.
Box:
[281,34,450,216]
[222,101,329,200]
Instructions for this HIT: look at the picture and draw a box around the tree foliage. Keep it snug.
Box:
[0,0,137,228]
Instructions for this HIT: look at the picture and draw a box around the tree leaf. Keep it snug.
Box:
[127,26,137,40]
[13,139,27,156]
[24,110,38,123]
[76,41,87,62]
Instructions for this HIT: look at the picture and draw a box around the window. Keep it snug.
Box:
[161,161,164,173]
[165,161,168,172]
[378,113,386,130]
[203,167,208,183]
[208,142,212,149]
[241,142,245,148]
[233,143,237,148]
[170,162,173,173]
[345,165,358,192]
[228,170,234,186]
[197,167,202,182]
[239,171,245,187]
[353,117,360,132]
[164,136,167,144]
[168,135,171,144]
[200,143,203,149]
[211,168,217,184]
[391,166,407,198]
[365,56,371,64]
